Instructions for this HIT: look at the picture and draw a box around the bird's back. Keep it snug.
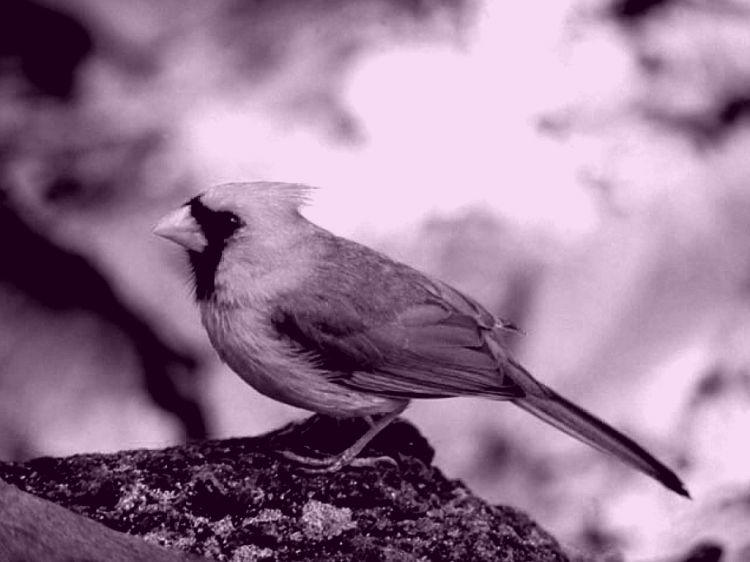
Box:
[307,228,443,324]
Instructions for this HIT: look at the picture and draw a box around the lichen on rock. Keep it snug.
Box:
[0,415,569,561]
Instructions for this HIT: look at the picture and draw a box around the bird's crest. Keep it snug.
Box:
[249,182,316,210]
[202,181,316,215]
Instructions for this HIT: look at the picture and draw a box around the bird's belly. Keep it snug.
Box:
[238,360,398,417]
[201,306,402,417]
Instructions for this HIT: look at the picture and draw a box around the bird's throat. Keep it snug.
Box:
[188,246,224,301]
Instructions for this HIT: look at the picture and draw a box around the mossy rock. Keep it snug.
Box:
[0,415,568,561]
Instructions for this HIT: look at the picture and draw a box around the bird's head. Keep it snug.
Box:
[154,181,316,301]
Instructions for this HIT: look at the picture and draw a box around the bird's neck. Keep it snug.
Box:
[199,234,321,310]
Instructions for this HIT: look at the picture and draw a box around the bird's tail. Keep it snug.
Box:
[513,382,689,497]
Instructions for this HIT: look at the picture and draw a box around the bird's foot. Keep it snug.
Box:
[280,449,397,473]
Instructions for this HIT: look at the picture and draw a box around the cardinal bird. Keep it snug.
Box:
[154,181,689,497]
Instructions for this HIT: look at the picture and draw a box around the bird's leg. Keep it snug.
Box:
[281,406,405,473]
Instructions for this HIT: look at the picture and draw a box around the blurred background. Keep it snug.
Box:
[1,0,749,559]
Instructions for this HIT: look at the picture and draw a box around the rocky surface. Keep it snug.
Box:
[0,415,568,561]
[0,479,210,561]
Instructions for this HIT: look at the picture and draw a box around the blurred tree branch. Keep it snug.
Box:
[0,0,92,100]
[0,191,208,441]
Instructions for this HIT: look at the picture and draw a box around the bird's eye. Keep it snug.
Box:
[218,212,243,235]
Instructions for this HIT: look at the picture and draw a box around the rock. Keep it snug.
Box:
[0,479,209,561]
[0,415,568,561]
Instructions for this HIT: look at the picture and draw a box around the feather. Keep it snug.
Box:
[271,294,524,400]
[203,182,316,215]
[513,381,690,497]
[267,234,527,400]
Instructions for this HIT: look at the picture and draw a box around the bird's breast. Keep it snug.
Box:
[199,302,402,417]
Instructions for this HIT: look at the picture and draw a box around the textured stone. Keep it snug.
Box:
[0,415,568,561]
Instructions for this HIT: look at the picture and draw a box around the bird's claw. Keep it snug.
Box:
[279,449,397,473]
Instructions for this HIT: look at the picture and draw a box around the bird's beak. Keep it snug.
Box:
[153,206,207,252]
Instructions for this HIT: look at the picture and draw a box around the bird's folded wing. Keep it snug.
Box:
[271,293,524,400]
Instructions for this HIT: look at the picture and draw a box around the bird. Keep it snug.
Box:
[153,181,689,497]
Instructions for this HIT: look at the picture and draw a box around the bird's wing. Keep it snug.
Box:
[270,281,525,400]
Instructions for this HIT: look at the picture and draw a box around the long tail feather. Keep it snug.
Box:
[514,386,689,497]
